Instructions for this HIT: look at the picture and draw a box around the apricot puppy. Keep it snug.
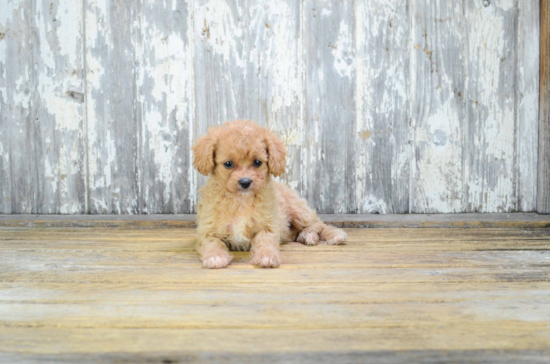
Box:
[192,120,347,268]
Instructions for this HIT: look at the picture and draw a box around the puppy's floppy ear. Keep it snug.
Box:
[192,130,217,176]
[264,129,287,177]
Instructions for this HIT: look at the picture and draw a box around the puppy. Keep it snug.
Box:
[192,120,347,268]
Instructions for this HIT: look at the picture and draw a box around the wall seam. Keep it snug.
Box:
[514,0,520,211]
[299,0,306,199]
[461,0,469,212]
[135,0,144,214]
[408,0,414,213]
[188,0,197,213]
[81,0,90,214]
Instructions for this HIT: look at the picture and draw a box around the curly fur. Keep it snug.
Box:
[192,120,347,269]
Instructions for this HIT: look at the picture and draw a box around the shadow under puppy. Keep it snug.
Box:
[192,120,347,268]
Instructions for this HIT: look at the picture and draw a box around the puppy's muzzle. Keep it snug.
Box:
[239,178,252,189]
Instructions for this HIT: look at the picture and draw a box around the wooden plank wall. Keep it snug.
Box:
[0,0,86,213]
[0,0,541,214]
[539,0,550,213]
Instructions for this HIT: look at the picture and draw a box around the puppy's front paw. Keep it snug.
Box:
[321,226,347,245]
[251,249,280,268]
[202,252,233,269]
[297,230,319,246]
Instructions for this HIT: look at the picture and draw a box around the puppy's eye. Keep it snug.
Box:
[253,160,262,167]
[224,161,234,169]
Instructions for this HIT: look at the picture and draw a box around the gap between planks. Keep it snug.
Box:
[0,213,549,229]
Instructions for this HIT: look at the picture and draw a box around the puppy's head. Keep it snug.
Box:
[192,120,287,194]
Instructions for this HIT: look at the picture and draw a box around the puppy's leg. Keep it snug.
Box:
[296,221,323,246]
[277,183,346,245]
[250,231,280,268]
[318,224,347,245]
[297,221,347,245]
[198,237,233,269]
[296,218,348,245]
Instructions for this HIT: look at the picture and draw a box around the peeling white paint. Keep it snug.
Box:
[142,22,189,126]
[35,13,83,133]
[85,0,110,48]
[85,0,118,212]
[414,99,463,212]
[280,127,299,146]
[187,1,197,212]
[498,0,515,11]
[332,20,354,79]
[143,110,174,201]
[0,0,86,213]
[196,0,244,69]
[55,1,81,67]
[516,0,539,211]
[13,75,31,106]
[355,1,368,210]
[466,2,516,212]
[264,0,302,115]
[0,0,26,26]
[0,139,7,165]
[0,0,541,214]
[361,196,389,214]
[93,197,108,213]
[287,180,298,190]
[43,154,57,194]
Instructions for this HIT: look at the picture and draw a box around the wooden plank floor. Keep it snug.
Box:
[1,220,550,363]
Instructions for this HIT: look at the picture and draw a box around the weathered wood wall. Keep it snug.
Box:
[539,0,550,214]
[0,0,541,214]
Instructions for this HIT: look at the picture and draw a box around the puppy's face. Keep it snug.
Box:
[192,121,287,195]
[215,134,269,194]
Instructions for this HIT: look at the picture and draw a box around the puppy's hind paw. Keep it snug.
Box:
[321,226,347,245]
[202,253,233,269]
[297,230,319,246]
[251,250,280,268]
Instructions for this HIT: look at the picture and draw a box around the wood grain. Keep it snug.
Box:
[516,0,539,212]
[355,0,410,213]
[192,0,302,192]
[85,0,140,214]
[539,0,550,213]
[1,226,549,361]
[465,0,518,212]
[410,0,466,213]
[0,0,544,214]
[0,1,35,214]
[34,0,87,214]
[137,0,194,213]
[302,0,356,213]
[0,0,86,213]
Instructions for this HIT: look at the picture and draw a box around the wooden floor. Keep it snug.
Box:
[1,216,550,363]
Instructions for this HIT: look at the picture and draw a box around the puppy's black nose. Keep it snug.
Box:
[239,178,252,189]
